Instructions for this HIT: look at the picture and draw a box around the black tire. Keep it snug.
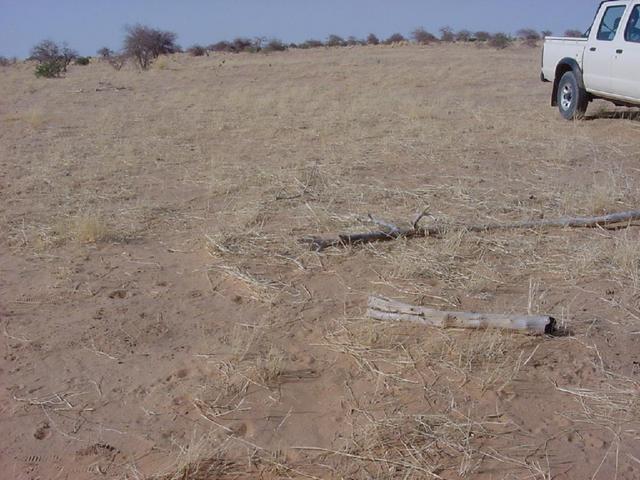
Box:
[557,71,588,120]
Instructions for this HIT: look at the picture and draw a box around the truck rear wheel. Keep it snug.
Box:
[557,71,588,120]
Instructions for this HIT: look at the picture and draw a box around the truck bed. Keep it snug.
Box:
[542,37,588,82]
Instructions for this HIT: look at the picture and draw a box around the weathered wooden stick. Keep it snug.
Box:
[367,296,556,335]
[301,210,640,251]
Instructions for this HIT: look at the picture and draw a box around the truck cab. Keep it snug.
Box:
[542,0,640,119]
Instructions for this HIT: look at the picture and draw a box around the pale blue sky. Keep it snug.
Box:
[1,0,602,58]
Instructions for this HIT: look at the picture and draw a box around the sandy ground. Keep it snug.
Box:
[1,43,640,479]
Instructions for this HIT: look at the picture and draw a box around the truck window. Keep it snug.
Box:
[597,5,627,41]
[625,5,640,42]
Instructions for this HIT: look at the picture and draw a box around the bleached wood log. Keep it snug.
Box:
[367,296,555,335]
[301,209,640,251]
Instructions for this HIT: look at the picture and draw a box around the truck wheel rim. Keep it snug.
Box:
[561,83,574,111]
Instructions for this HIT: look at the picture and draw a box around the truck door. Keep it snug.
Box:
[610,3,640,101]
[583,3,628,94]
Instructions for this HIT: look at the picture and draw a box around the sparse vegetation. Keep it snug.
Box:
[6,19,640,480]
[187,44,207,56]
[230,37,254,53]
[565,29,585,38]
[74,56,90,65]
[439,26,455,42]
[517,28,541,47]
[475,31,492,42]
[107,53,127,70]
[0,56,16,66]
[455,29,473,42]
[299,39,324,49]
[208,41,231,52]
[489,32,513,49]
[326,34,347,47]
[262,38,287,53]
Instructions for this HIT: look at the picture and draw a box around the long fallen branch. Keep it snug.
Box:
[301,209,640,251]
[368,296,555,335]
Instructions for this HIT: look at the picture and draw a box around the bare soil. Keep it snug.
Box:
[1,44,640,479]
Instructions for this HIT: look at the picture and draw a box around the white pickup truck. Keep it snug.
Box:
[542,0,640,119]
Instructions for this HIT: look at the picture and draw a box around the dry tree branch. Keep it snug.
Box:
[301,210,640,251]
[368,296,555,335]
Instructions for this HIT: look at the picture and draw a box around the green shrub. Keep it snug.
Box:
[75,56,90,65]
[35,61,65,78]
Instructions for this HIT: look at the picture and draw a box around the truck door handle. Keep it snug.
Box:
[616,49,624,54]
[590,47,597,52]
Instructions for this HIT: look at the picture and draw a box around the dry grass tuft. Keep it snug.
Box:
[254,346,286,385]
[158,432,238,480]
[24,109,46,129]
[72,214,110,243]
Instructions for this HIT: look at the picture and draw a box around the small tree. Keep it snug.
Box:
[541,30,553,38]
[326,34,346,47]
[384,33,406,44]
[439,26,455,42]
[61,45,78,69]
[412,28,437,44]
[97,47,114,58]
[30,39,60,63]
[475,31,492,42]
[123,24,179,69]
[30,40,77,77]
[455,30,472,42]
[565,29,585,38]
[366,33,380,45]
[489,32,512,49]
